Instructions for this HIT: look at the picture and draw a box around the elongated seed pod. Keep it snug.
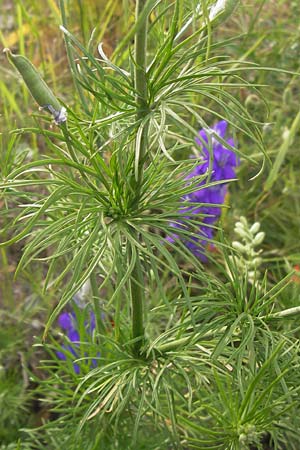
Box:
[4,48,61,112]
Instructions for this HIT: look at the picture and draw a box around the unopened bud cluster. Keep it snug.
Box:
[238,424,260,449]
[231,216,265,283]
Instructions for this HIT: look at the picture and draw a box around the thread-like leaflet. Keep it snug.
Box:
[209,0,240,24]
[4,48,66,124]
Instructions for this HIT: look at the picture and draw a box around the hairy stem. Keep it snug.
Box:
[90,269,105,334]
[134,0,148,116]
[59,0,89,114]
[130,247,145,354]
[130,0,149,354]
[134,0,149,187]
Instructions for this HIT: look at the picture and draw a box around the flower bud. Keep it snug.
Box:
[248,270,256,281]
[234,227,250,240]
[253,231,265,246]
[239,216,248,226]
[239,433,247,444]
[232,241,246,253]
[250,222,260,234]
[234,221,244,230]
[251,257,262,267]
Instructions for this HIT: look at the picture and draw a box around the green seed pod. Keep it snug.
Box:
[3,48,65,122]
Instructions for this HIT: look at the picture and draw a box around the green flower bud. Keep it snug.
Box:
[251,257,262,267]
[253,231,265,246]
[238,433,248,444]
[232,241,246,253]
[248,270,256,279]
[234,227,250,240]
[250,222,260,234]
[239,216,248,227]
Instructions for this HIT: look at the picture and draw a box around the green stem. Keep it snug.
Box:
[134,0,148,119]
[130,246,145,354]
[130,0,149,354]
[90,269,105,335]
[59,0,90,114]
[134,0,149,188]
[114,242,124,341]
[0,248,14,309]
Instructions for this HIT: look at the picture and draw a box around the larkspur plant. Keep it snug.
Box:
[1,1,300,449]
[167,119,239,260]
[56,309,98,374]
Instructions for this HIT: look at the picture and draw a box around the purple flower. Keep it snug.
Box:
[167,120,239,260]
[57,311,74,330]
[56,309,99,374]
